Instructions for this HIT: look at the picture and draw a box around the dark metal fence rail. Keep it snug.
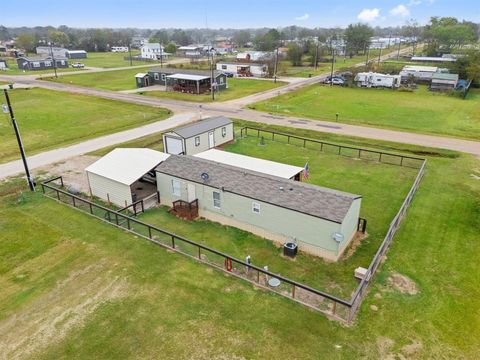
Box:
[41,132,427,323]
[41,177,352,322]
[239,126,425,169]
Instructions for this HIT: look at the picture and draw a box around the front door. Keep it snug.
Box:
[208,131,214,148]
[187,183,196,202]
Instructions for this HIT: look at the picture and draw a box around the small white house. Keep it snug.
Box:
[400,65,440,82]
[86,148,170,207]
[162,117,234,156]
[216,62,268,77]
[354,72,401,88]
[111,46,129,52]
[140,43,169,60]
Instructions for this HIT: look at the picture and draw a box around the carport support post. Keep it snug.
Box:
[3,89,35,191]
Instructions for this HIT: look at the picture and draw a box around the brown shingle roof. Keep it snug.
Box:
[156,155,361,223]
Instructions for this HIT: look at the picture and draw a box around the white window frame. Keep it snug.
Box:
[219,77,224,84]
[32,61,40,68]
[161,73,166,81]
[221,64,227,70]
[213,191,221,209]
[195,136,200,146]
[221,127,227,137]
[252,202,261,214]
[44,61,52,67]
[154,73,159,80]
[172,179,181,196]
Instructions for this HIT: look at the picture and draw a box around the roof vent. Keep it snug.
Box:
[201,172,209,182]
[279,186,284,191]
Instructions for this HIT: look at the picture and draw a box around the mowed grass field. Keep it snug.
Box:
[1,126,479,358]
[250,85,480,140]
[0,88,171,163]
[142,78,287,102]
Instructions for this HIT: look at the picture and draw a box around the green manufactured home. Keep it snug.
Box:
[155,155,362,261]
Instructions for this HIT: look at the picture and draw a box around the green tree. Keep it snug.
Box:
[254,29,281,51]
[287,43,303,66]
[48,30,70,46]
[423,17,478,55]
[233,30,251,47]
[0,26,10,41]
[150,30,169,44]
[15,33,37,53]
[344,23,374,57]
[165,42,177,54]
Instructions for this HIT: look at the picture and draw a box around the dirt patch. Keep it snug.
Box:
[341,231,368,260]
[33,155,99,194]
[0,260,128,360]
[387,272,419,295]
[401,340,423,356]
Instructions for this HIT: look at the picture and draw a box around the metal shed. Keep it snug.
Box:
[162,117,234,155]
[86,148,170,207]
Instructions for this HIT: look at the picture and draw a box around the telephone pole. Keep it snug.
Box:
[3,89,35,191]
[49,42,58,78]
[330,47,336,87]
[273,46,279,83]
[314,38,319,70]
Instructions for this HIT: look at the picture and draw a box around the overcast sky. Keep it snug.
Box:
[2,0,479,28]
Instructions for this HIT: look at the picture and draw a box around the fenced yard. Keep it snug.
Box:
[41,127,425,323]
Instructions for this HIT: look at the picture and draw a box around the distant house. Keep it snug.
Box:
[177,45,203,58]
[111,46,129,52]
[399,65,442,82]
[410,56,456,63]
[140,43,169,60]
[16,56,69,71]
[155,154,362,260]
[0,59,7,70]
[162,117,234,155]
[430,73,459,92]
[236,51,272,62]
[36,46,68,57]
[67,50,87,59]
[216,62,268,77]
[354,72,401,88]
[135,67,227,94]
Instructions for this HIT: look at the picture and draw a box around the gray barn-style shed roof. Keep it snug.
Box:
[169,117,232,139]
[156,155,361,223]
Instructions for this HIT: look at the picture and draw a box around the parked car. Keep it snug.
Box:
[223,71,235,78]
[71,62,85,68]
[323,76,345,85]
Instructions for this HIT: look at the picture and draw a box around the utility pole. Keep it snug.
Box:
[365,45,370,67]
[397,37,401,61]
[160,43,164,68]
[128,44,133,66]
[273,46,279,83]
[210,47,215,101]
[49,42,58,78]
[314,38,319,70]
[330,47,336,87]
[377,45,383,65]
[2,89,35,191]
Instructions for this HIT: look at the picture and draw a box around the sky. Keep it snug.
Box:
[2,0,479,29]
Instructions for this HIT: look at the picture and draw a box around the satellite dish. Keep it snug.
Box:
[201,172,209,182]
[332,232,344,243]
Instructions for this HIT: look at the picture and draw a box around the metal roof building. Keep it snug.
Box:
[86,148,170,207]
[162,117,234,155]
[194,149,304,180]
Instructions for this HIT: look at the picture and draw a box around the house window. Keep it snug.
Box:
[221,127,227,137]
[221,65,227,70]
[219,77,224,84]
[161,74,166,81]
[154,73,159,80]
[172,179,181,196]
[195,136,200,146]
[44,61,51,67]
[252,202,261,214]
[32,62,40,68]
[213,191,221,209]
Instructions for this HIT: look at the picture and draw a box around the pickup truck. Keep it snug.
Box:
[71,62,85,68]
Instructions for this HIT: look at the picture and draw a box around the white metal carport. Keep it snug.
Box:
[194,149,304,180]
[86,148,170,207]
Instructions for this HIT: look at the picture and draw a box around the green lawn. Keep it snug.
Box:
[142,78,286,102]
[1,125,479,358]
[0,88,171,163]
[250,84,480,140]
[79,51,152,68]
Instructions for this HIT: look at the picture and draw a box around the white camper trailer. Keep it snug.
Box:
[354,72,401,88]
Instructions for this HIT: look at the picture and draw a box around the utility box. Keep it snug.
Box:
[283,242,298,258]
[354,267,369,280]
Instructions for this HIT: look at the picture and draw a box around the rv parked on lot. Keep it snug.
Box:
[354,72,401,88]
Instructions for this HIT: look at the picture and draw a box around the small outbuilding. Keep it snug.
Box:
[85,148,170,207]
[216,62,268,77]
[16,56,69,71]
[0,59,7,70]
[194,149,304,181]
[67,50,88,59]
[430,73,459,92]
[162,117,234,155]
